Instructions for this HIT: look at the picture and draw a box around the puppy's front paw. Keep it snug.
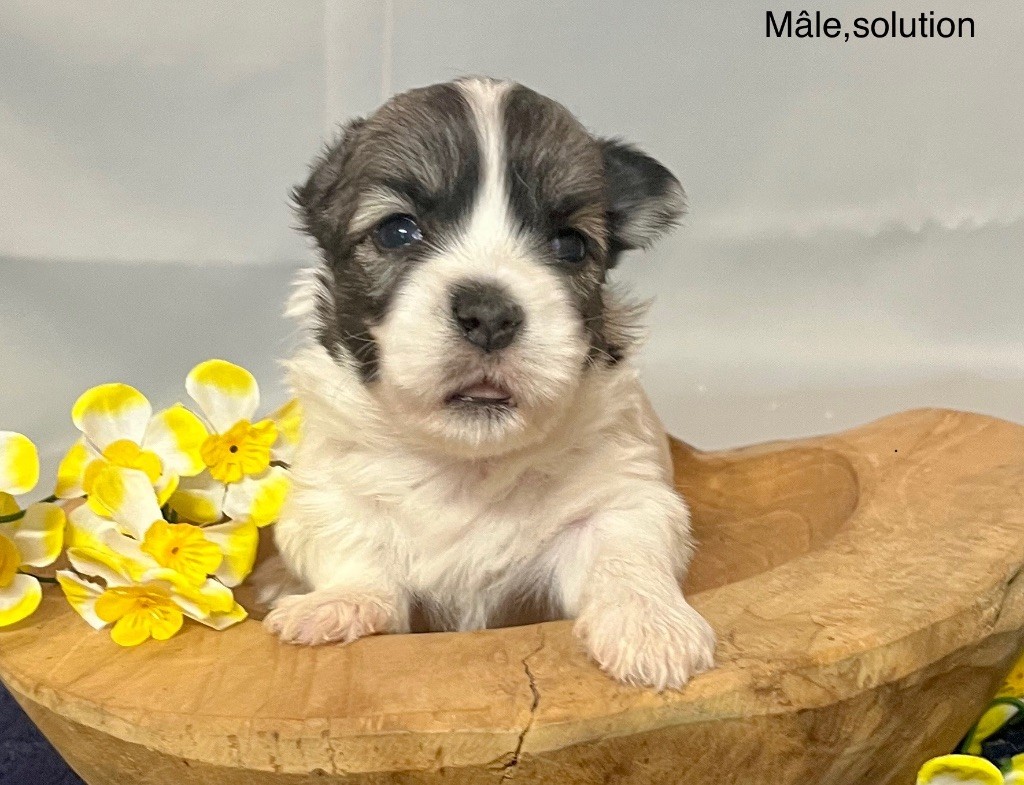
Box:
[576,597,715,691]
[264,590,397,646]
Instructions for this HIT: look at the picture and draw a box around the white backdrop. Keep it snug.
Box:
[1,1,1022,486]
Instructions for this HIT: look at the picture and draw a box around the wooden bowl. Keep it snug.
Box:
[2,408,1023,785]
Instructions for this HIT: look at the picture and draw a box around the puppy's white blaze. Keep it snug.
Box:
[456,77,515,253]
[368,77,590,455]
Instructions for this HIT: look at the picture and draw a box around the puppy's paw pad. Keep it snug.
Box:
[576,599,716,691]
[264,592,395,646]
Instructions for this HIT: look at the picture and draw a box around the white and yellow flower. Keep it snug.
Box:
[57,546,246,647]
[56,383,208,512]
[0,432,66,627]
[168,360,293,526]
[917,755,1005,785]
[67,465,258,588]
[963,701,1022,756]
[1002,754,1024,785]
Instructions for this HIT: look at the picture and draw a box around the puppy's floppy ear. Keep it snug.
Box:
[291,118,366,252]
[599,138,686,263]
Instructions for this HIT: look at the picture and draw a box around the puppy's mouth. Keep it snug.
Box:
[445,380,516,410]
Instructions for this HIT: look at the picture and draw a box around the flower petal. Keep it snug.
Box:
[1008,754,1024,781]
[0,532,20,587]
[917,755,1003,785]
[0,579,41,626]
[56,570,107,629]
[0,573,42,627]
[109,614,152,646]
[155,471,180,507]
[223,466,291,528]
[172,576,247,629]
[55,439,94,499]
[195,600,248,631]
[186,360,260,433]
[10,502,65,568]
[201,519,258,587]
[67,505,118,551]
[72,384,152,451]
[66,546,131,587]
[69,507,157,583]
[0,432,39,497]
[270,398,302,463]
[148,606,185,641]
[0,493,19,518]
[142,405,209,477]
[107,599,185,646]
[156,573,233,614]
[87,466,163,539]
[168,472,226,525]
[963,702,1019,754]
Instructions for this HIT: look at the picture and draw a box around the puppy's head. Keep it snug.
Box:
[293,78,684,456]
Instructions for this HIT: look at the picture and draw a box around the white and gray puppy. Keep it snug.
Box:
[262,77,715,690]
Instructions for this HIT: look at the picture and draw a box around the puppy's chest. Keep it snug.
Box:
[393,464,576,588]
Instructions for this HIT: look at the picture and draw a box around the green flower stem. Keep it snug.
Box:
[0,494,59,524]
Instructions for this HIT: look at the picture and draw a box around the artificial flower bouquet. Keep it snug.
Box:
[0,359,297,646]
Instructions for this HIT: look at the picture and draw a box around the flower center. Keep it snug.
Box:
[200,419,277,484]
[95,584,176,622]
[140,519,222,586]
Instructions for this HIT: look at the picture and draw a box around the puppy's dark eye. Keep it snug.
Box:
[374,214,423,249]
[550,230,587,264]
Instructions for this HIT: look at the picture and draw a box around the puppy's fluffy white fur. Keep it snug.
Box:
[261,78,715,690]
[264,343,713,689]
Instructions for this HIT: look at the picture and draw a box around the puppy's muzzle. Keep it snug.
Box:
[450,281,525,353]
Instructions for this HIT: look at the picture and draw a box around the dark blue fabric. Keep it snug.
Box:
[0,682,83,785]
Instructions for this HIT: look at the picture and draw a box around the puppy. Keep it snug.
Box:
[262,77,715,690]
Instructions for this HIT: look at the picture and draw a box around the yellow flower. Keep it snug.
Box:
[1006,754,1024,785]
[917,755,1003,785]
[69,471,257,588]
[94,584,184,647]
[57,384,208,506]
[0,432,66,628]
[57,547,247,646]
[963,701,1020,755]
[141,520,222,586]
[169,360,293,526]
[200,419,277,483]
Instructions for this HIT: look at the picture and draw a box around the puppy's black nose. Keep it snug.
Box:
[450,282,525,353]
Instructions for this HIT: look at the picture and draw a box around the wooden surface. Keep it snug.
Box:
[2,408,1023,784]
